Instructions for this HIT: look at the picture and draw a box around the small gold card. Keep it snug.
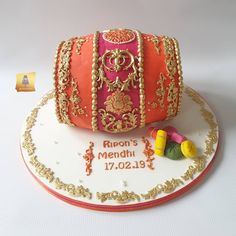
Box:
[16,72,36,92]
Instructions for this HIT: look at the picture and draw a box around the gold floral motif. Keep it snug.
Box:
[91,31,99,131]
[98,108,138,133]
[167,79,178,118]
[142,137,155,170]
[152,35,161,54]
[57,39,74,126]
[96,190,140,203]
[97,49,138,92]
[104,90,133,115]
[135,30,146,128]
[141,178,184,200]
[69,78,86,116]
[54,178,92,199]
[22,90,92,200]
[148,73,166,111]
[103,29,135,44]
[83,142,95,176]
[30,155,55,183]
[162,36,177,79]
[181,156,207,180]
[75,37,86,54]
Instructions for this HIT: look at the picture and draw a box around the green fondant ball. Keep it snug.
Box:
[164,141,184,160]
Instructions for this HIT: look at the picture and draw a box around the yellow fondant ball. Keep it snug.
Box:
[181,140,197,159]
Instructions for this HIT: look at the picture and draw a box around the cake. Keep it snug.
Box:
[20,29,219,211]
[53,29,183,132]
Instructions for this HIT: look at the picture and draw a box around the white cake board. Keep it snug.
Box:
[20,86,219,211]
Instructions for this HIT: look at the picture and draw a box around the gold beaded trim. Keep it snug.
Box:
[135,30,146,128]
[173,38,184,114]
[53,41,64,123]
[91,31,99,131]
[57,39,74,126]
[162,36,178,119]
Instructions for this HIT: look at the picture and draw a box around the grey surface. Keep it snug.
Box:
[0,0,236,235]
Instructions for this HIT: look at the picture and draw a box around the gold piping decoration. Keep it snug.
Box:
[152,35,161,54]
[97,49,139,92]
[104,90,133,115]
[69,78,86,116]
[173,38,184,114]
[148,73,166,110]
[53,41,64,123]
[97,190,140,203]
[75,37,86,54]
[91,31,99,131]
[57,39,74,126]
[98,108,138,133]
[135,30,146,128]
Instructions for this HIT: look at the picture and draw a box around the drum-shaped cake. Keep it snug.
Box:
[53,29,183,133]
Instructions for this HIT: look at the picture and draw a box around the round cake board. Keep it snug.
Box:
[20,86,219,212]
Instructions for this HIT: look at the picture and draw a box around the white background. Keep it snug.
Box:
[0,0,236,235]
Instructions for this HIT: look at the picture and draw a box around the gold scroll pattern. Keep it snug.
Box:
[57,39,74,126]
[69,78,87,116]
[97,35,140,133]
[148,73,167,111]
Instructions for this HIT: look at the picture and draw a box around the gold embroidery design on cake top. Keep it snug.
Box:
[91,31,99,131]
[75,37,86,54]
[104,90,133,115]
[83,142,95,176]
[69,78,86,116]
[135,30,146,128]
[103,29,135,44]
[142,137,155,170]
[162,36,178,119]
[148,73,166,111]
[97,49,138,92]
[57,39,75,126]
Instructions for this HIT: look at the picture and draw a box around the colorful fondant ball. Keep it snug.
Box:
[181,140,197,159]
[164,141,184,160]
